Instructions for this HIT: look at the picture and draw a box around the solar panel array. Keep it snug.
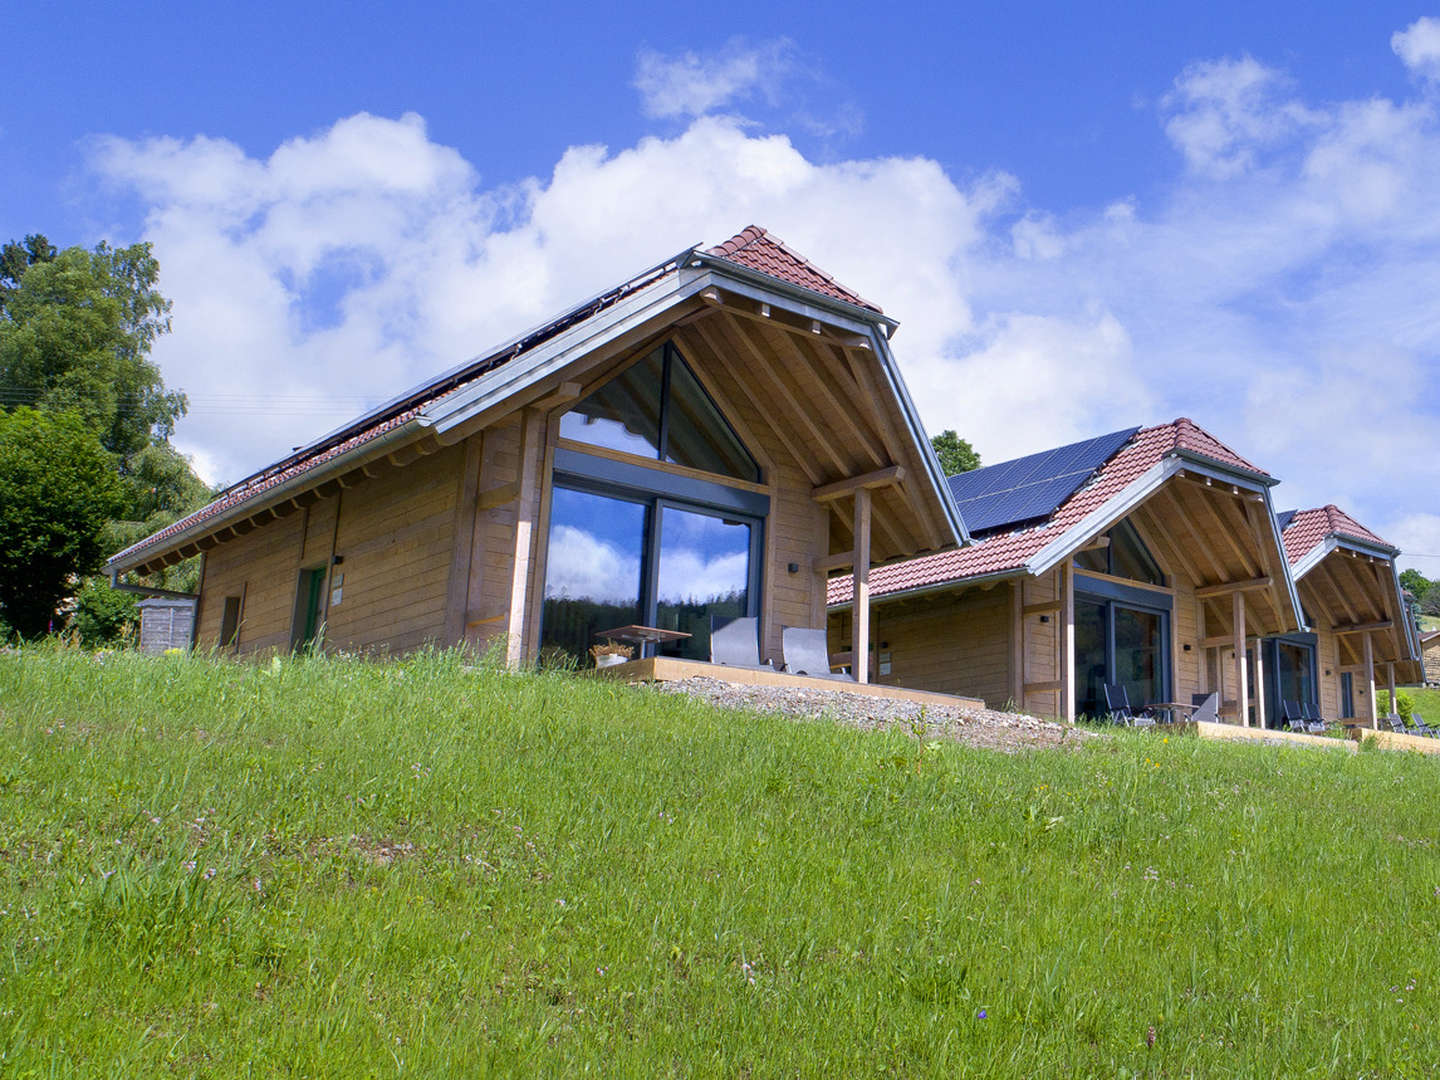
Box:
[947,426,1140,535]
[1275,510,1297,532]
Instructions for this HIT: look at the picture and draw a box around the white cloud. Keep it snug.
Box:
[86,24,1440,564]
[543,525,640,604]
[1388,513,1440,575]
[634,38,794,119]
[1393,16,1440,82]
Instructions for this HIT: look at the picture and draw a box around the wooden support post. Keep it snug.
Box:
[1253,636,1266,729]
[853,488,871,685]
[1363,631,1377,729]
[1233,590,1249,727]
[1061,561,1075,723]
[443,435,485,646]
[1387,659,1397,723]
[1010,579,1024,707]
[506,410,544,668]
[1197,601,1209,694]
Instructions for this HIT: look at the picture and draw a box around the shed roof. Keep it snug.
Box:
[829,418,1269,605]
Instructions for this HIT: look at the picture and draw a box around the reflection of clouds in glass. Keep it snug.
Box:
[544,524,641,603]
[657,547,749,605]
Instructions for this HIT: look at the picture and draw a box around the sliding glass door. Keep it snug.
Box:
[540,484,762,667]
[1073,575,1171,718]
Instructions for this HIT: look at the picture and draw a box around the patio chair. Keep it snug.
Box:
[1103,683,1157,727]
[1279,699,1307,733]
[1190,692,1219,725]
[1386,715,1409,735]
[1300,700,1328,734]
[1409,712,1438,738]
[709,616,775,672]
[780,627,849,680]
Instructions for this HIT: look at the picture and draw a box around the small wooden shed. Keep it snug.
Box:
[138,596,197,654]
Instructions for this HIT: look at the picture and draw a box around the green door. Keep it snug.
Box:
[296,568,326,649]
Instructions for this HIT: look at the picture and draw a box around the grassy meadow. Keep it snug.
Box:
[2,646,1440,1077]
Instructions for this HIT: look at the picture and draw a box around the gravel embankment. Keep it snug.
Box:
[650,676,1093,753]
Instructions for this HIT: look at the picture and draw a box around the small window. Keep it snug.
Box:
[1340,672,1355,718]
[218,596,242,649]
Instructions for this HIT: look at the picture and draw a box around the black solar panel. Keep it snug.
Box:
[947,426,1140,535]
[1276,510,1297,532]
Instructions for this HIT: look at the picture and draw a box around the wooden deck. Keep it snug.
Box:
[591,656,986,710]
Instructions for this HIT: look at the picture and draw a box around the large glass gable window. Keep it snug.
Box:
[1073,519,1164,586]
[560,344,759,483]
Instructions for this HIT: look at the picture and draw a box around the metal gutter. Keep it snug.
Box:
[870,329,972,548]
[689,251,901,337]
[108,581,199,600]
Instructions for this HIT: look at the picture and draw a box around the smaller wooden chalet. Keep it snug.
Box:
[106,228,967,670]
[1420,629,1440,687]
[1278,506,1422,726]
[828,420,1305,724]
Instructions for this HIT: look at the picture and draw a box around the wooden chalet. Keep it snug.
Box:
[827,420,1307,725]
[106,227,968,673]
[1278,506,1422,726]
[1421,630,1440,688]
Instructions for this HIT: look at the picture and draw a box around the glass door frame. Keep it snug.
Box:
[1073,571,1174,716]
[1259,633,1319,729]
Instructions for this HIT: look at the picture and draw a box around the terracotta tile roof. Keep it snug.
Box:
[706,226,883,313]
[828,418,1268,604]
[1281,505,1396,566]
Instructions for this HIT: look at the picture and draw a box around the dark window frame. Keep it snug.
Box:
[1258,632,1319,728]
[1073,576,1173,717]
[1074,519,1166,586]
[218,595,242,650]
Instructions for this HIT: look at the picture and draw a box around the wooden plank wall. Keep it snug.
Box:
[827,586,1012,705]
[195,444,465,655]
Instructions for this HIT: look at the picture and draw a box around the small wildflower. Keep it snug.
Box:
[203,867,216,880]
[1147,1026,1156,1047]
[977,1009,987,1019]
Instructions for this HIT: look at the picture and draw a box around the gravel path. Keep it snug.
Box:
[650,676,1094,753]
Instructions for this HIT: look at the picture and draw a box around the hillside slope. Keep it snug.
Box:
[2,647,1439,1076]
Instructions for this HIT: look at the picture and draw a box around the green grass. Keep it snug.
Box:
[3,646,1440,1077]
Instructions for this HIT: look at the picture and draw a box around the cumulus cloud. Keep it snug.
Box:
[86,22,1440,556]
[1393,16,1440,82]
[634,38,794,119]
[543,525,640,604]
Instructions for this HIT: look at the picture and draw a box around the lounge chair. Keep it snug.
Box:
[1300,700,1328,734]
[780,627,849,680]
[709,616,774,672]
[1104,682,1158,727]
[1387,715,1408,735]
[1409,712,1438,738]
[1190,692,1219,725]
[1280,699,1307,733]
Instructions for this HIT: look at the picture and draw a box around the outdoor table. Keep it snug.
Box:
[1150,702,1199,724]
[594,624,692,659]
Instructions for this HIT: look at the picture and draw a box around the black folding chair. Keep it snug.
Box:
[1104,683,1158,727]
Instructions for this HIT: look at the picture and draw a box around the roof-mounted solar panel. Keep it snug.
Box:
[1276,510,1297,532]
[947,426,1140,535]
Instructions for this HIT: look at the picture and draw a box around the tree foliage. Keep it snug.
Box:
[0,239,184,457]
[0,409,123,637]
[1400,568,1431,599]
[930,430,981,476]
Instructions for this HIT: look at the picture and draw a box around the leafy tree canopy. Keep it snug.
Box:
[930,430,981,476]
[0,238,184,458]
[1400,568,1432,599]
[0,408,123,637]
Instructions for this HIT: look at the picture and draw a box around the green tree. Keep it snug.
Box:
[1400,568,1431,599]
[0,409,123,637]
[930,429,981,475]
[0,240,184,457]
[0,233,57,313]
[1422,581,1440,618]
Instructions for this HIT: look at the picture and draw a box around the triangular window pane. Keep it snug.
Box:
[559,346,664,457]
[664,352,758,482]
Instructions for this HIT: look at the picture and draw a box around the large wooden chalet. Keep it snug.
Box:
[107,228,967,673]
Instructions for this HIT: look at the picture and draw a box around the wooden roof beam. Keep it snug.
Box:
[686,319,823,486]
[1195,576,1273,599]
[1335,619,1394,636]
[813,466,905,502]
[1130,504,1203,587]
[1157,485,1228,584]
[764,325,887,471]
[1316,558,1362,625]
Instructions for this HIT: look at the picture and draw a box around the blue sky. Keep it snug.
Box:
[5,2,1440,569]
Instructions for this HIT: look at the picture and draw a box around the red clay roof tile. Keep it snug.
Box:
[1281,505,1395,566]
[706,226,883,313]
[829,418,1269,604]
